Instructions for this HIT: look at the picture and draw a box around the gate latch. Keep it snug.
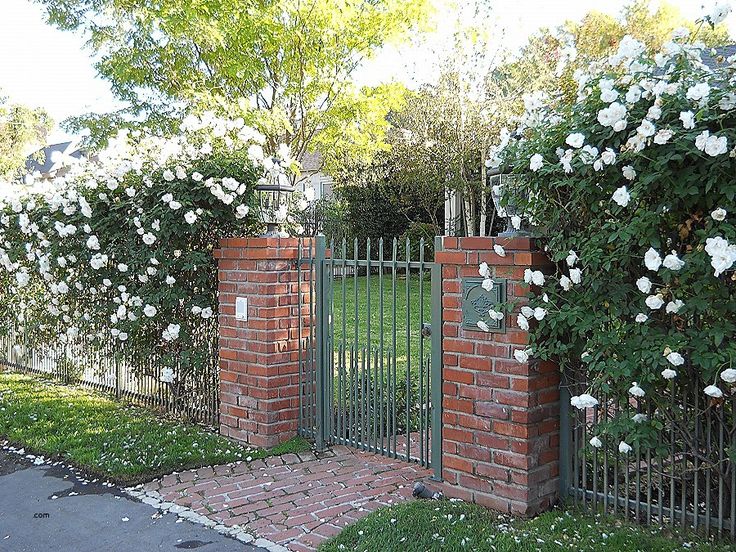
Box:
[421,323,432,337]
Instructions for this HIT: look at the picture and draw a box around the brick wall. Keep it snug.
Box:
[214,237,310,448]
[434,236,560,516]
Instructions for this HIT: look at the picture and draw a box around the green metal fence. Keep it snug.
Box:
[297,235,442,479]
[561,383,736,540]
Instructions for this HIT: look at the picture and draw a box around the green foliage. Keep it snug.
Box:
[0,372,310,484]
[0,94,53,179]
[400,222,439,262]
[329,182,411,253]
[0,115,282,394]
[35,0,430,165]
[319,500,730,551]
[493,34,736,449]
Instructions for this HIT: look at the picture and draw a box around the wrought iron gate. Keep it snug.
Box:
[297,236,442,479]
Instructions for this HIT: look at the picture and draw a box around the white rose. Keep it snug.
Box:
[644,248,662,271]
[661,368,677,380]
[589,436,603,448]
[645,295,664,309]
[711,208,727,221]
[558,275,571,291]
[679,111,695,129]
[618,441,632,454]
[488,309,504,321]
[566,250,578,267]
[570,394,598,410]
[704,385,724,399]
[635,313,648,323]
[628,382,645,397]
[665,299,684,314]
[513,349,530,363]
[476,320,490,332]
[662,252,685,271]
[531,271,545,286]
[529,154,544,172]
[636,277,652,293]
[493,244,506,257]
[478,262,491,279]
[517,313,530,331]
[720,369,736,384]
[612,186,630,207]
[569,268,582,284]
[666,352,685,366]
[143,305,157,318]
[565,132,585,148]
[184,211,197,224]
[622,165,636,180]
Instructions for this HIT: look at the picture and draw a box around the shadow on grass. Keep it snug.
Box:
[0,371,311,486]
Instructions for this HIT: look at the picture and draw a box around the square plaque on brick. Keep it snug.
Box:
[461,277,506,332]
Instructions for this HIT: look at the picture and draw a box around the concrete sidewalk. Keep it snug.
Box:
[0,448,261,552]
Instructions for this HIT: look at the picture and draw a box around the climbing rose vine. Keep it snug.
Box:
[484,27,736,450]
[0,113,298,396]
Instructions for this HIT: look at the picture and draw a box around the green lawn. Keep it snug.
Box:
[330,273,432,370]
[0,371,310,485]
[319,499,732,552]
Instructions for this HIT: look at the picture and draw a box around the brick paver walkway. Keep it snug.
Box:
[139,446,432,551]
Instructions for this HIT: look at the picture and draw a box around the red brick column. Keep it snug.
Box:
[434,236,560,516]
[214,237,309,448]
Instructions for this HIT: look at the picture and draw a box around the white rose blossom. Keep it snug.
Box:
[720,369,736,384]
[570,394,598,410]
[645,295,664,310]
[711,208,727,221]
[612,186,630,207]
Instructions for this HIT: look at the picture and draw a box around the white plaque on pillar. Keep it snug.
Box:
[235,297,248,321]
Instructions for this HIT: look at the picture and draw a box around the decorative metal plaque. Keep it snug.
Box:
[461,277,506,332]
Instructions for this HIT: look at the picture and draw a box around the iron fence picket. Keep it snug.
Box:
[562,379,736,541]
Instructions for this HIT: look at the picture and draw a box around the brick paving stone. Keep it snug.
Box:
[144,445,432,551]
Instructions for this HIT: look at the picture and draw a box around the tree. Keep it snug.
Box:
[35,0,430,170]
[0,94,53,179]
[504,0,732,103]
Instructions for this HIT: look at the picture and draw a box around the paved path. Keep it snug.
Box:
[137,446,432,551]
[0,447,262,552]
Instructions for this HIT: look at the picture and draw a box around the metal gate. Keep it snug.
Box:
[297,236,442,479]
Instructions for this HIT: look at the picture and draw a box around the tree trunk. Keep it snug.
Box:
[479,151,487,237]
[463,189,474,236]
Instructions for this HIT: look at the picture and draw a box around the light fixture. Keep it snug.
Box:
[255,167,295,237]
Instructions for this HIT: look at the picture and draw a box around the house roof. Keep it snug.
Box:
[25,141,84,176]
[299,151,323,173]
[700,44,736,71]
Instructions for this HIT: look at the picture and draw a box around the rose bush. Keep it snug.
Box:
[0,113,297,407]
[484,22,736,450]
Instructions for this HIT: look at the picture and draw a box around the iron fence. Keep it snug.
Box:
[0,321,219,426]
[297,236,443,478]
[561,383,736,540]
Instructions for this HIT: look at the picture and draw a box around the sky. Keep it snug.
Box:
[0,0,734,143]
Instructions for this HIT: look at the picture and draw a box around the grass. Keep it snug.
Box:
[319,499,733,552]
[331,273,431,370]
[0,371,310,485]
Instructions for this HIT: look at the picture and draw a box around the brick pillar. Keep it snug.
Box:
[434,236,560,516]
[214,237,308,448]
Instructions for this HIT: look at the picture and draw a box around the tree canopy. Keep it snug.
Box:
[0,94,53,180]
[35,0,430,167]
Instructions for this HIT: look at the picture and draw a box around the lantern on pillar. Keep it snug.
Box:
[255,166,295,237]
